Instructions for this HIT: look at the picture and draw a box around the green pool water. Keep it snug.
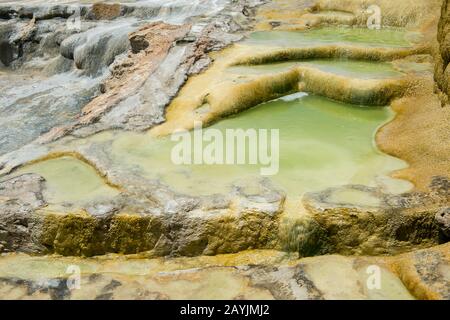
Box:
[227,59,405,79]
[15,156,119,206]
[110,93,411,198]
[15,93,411,205]
[244,27,419,48]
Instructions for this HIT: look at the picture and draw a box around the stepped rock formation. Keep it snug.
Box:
[0,0,448,300]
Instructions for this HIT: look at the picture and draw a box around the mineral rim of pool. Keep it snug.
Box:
[243,27,422,48]
[226,59,406,79]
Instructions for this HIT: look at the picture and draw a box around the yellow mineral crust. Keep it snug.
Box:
[151,44,421,137]
[377,81,450,191]
[256,0,442,31]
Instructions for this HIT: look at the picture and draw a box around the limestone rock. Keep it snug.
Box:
[0,172,284,257]
[0,21,20,66]
[90,3,122,20]
[0,174,47,253]
[389,244,450,300]
[0,4,88,21]
[35,0,258,142]
[4,245,447,300]
[0,173,46,209]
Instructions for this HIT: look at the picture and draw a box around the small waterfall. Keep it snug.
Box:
[279,214,329,258]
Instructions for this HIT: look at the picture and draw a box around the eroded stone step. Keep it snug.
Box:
[0,173,284,256]
[0,170,447,257]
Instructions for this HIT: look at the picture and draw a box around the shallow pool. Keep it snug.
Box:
[227,59,405,79]
[243,27,420,48]
[15,156,119,206]
[110,93,411,198]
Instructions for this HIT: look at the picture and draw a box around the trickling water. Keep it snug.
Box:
[61,19,136,76]
[0,69,100,155]
[0,0,232,156]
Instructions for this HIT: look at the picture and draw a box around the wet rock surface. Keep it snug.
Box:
[0,0,448,301]
[0,0,262,155]
[38,2,258,141]
[0,172,285,257]
[0,1,447,260]
[0,244,447,300]
[0,163,446,259]
[0,69,100,156]
[0,174,47,253]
